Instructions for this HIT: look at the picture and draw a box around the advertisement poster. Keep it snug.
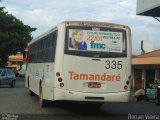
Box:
[68,29,123,53]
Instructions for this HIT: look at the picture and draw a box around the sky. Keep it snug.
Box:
[0,0,160,55]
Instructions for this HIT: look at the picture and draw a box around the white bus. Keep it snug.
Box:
[25,21,132,107]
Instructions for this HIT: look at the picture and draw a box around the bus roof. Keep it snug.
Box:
[28,21,130,46]
[64,21,130,28]
[28,27,57,46]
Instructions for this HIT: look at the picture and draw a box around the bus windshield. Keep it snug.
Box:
[65,26,127,58]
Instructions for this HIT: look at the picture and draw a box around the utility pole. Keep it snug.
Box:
[141,40,145,54]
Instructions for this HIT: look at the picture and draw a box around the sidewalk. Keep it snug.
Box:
[129,90,137,102]
[129,90,157,103]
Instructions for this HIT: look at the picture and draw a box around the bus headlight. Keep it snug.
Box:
[124,85,128,90]
[58,77,63,82]
[60,83,64,87]
[128,75,132,80]
[126,80,130,85]
[56,72,60,77]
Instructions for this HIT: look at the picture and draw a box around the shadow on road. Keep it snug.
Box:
[48,101,104,114]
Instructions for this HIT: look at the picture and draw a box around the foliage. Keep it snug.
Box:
[0,7,36,66]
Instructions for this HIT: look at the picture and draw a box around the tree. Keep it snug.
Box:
[0,7,36,66]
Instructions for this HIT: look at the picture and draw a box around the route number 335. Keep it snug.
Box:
[105,60,122,69]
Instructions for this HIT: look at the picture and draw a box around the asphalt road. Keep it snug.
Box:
[0,77,160,120]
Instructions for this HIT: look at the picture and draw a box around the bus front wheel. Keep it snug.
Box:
[39,85,48,107]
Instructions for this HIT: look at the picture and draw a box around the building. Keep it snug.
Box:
[134,0,160,90]
[136,0,160,17]
[6,52,23,70]
[132,49,160,89]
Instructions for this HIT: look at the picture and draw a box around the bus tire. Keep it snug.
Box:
[27,77,30,88]
[29,90,36,96]
[39,85,48,107]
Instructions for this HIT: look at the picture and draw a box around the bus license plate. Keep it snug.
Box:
[88,82,101,88]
